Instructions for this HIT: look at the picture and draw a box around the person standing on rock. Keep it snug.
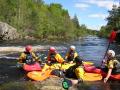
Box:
[109,27,118,43]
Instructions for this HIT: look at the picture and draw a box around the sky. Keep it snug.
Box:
[44,0,119,30]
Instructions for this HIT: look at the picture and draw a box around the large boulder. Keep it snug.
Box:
[0,22,19,40]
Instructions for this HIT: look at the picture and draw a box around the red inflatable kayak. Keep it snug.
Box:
[84,65,120,80]
[23,62,42,72]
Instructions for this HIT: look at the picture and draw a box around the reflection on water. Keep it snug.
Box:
[0,36,119,90]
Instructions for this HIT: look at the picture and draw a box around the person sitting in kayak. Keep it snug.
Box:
[47,47,64,64]
[65,45,79,63]
[64,56,84,84]
[18,45,40,65]
[103,50,120,83]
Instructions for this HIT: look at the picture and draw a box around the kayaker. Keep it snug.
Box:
[64,56,84,84]
[103,50,120,83]
[47,47,64,64]
[18,45,40,65]
[65,45,79,63]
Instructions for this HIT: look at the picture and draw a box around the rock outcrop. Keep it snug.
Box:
[0,22,19,40]
[34,77,65,90]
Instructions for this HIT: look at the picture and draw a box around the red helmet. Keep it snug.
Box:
[49,47,56,53]
[25,45,32,52]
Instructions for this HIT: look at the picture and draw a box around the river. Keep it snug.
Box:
[0,36,119,90]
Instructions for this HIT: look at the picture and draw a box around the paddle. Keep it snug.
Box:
[100,29,117,67]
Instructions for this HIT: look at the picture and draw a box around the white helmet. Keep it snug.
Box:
[70,45,76,50]
[107,50,115,57]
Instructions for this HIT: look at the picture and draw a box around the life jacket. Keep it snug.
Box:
[23,52,35,64]
[67,51,75,62]
[109,31,117,43]
[48,53,64,64]
[49,53,57,64]
[106,59,120,74]
[65,65,79,79]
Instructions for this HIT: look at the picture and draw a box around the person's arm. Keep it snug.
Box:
[18,53,25,63]
[104,68,112,83]
[65,52,69,60]
[55,54,65,63]
[74,52,78,59]
[117,30,120,33]
[104,60,113,83]
[31,52,40,61]
[115,60,120,64]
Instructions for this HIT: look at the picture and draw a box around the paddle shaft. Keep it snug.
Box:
[103,42,111,59]
[100,41,111,66]
[100,28,118,67]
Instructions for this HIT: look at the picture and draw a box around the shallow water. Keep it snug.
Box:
[0,36,120,90]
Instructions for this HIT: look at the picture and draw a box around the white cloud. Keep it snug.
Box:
[87,24,105,31]
[74,3,90,10]
[87,25,99,30]
[84,0,119,10]
[88,13,108,19]
[88,23,107,30]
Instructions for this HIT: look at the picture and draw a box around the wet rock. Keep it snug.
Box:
[40,86,63,90]
[0,22,19,40]
[34,76,64,90]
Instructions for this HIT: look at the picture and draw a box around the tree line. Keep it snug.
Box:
[0,0,98,40]
[99,5,120,42]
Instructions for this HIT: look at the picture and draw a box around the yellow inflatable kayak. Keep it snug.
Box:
[42,61,94,71]
[27,70,102,81]
[27,61,101,82]
[83,73,102,81]
[83,61,93,66]
[27,69,52,81]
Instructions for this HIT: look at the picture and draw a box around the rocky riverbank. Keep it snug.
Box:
[109,43,120,60]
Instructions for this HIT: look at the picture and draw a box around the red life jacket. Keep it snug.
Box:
[109,31,117,43]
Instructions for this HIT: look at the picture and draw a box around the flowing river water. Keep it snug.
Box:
[0,36,120,90]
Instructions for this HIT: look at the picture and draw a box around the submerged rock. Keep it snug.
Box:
[0,22,19,40]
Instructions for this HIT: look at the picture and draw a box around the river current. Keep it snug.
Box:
[0,36,119,90]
